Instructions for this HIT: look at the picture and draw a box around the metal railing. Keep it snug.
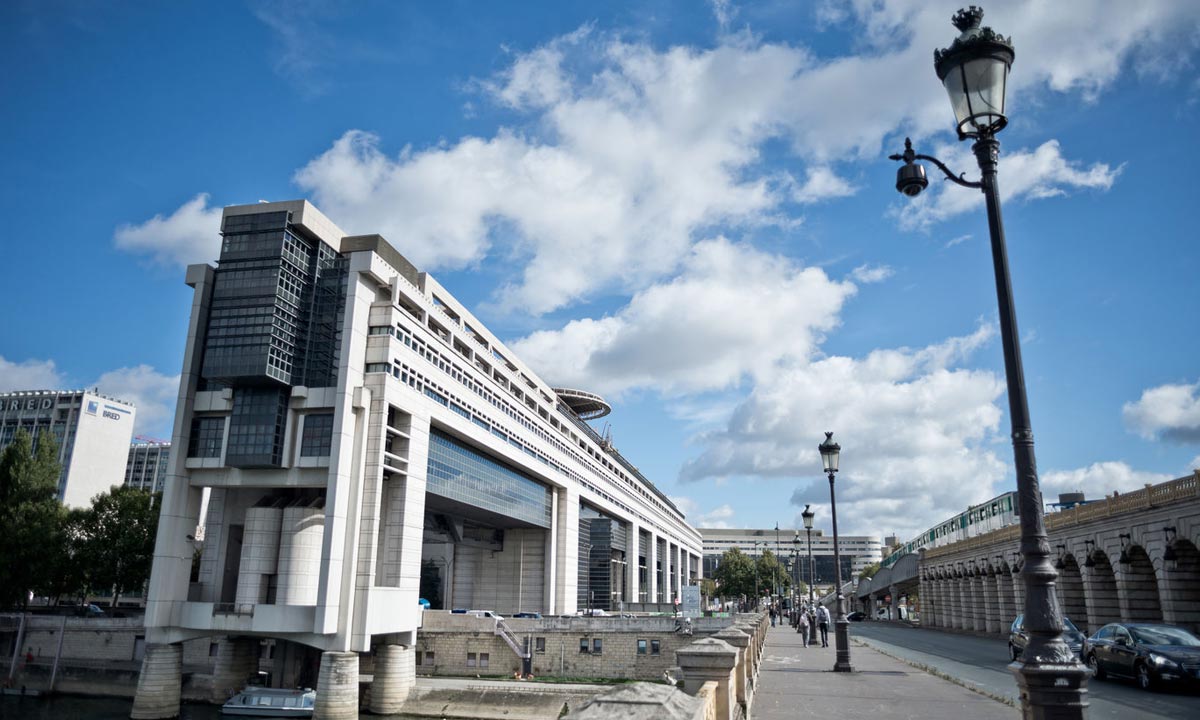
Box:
[212,603,255,617]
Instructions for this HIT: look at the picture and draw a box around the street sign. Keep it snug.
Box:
[682,585,701,618]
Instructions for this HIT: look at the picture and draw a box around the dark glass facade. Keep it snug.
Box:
[197,209,348,468]
[425,430,552,528]
[300,413,335,457]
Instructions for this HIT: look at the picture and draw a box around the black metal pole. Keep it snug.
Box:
[973,135,1088,715]
[828,472,852,672]
[807,527,816,646]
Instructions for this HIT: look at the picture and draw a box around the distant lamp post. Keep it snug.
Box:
[801,504,818,646]
[819,432,852,672]
[887,6,1087,714]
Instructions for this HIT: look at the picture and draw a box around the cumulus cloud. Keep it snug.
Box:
[114,193,222,267]
[511,239,856,396]
[681,324,1008,538]
[672,496,736,528]
[1041,462,1174,502]
[850,264,893,284]
[1123,380,1200,443]
[793,166,856,204]
[93,365,180,438]
[0,356,66,391]
[897,140,1122,229]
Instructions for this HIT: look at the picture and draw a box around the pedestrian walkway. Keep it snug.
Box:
[753,622,1017,719]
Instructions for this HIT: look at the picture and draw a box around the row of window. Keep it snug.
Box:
[414,638,662,666]
[381,325,693,548]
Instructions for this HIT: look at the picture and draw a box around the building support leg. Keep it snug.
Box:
[368,644,414,715]
[211,636,258,703]
[130,643,182,720]
[314,651,359,720]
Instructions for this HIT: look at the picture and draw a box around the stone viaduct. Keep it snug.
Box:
[857,471,1200,637]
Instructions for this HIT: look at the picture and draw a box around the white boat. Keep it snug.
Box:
[221,686,316,717]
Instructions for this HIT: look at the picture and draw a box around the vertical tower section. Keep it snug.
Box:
[198,206,348,468]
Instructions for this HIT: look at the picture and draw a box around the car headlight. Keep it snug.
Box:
[1149,653,1179,669]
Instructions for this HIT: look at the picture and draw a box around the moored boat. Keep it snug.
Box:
[221,686,316,717]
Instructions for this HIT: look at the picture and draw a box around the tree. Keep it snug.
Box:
[858,561,881,582]
[755,550,791,597]
[711,548,756,600]
[0,429,65,608]
[78,485,160,607]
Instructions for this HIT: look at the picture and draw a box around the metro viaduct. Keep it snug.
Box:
[855,471,1200,637]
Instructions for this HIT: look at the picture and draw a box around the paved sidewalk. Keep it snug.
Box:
[754,622,1018,719]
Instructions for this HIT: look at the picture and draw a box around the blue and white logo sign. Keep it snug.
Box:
[102,404,130,422]
[85,400,99,415]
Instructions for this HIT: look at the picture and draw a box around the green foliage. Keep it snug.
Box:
[76,485,160,606]
[858,561,881,581]
[0,429,65,608]
[711,547,755,600]
[755,549,791,596]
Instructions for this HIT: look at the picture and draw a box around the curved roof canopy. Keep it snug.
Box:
[554,387,612,420]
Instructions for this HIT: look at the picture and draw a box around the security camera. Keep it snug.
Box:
[896,162,928,197]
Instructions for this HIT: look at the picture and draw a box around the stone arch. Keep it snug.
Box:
[1056,554,1088,633]
[1162,538,1200,633]
[1084,549,1121,631]
[1118,545,1163,622]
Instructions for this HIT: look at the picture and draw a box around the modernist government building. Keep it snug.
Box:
[134,200,702,717]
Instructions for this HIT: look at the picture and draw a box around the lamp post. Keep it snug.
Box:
[888,7,1088,715]
[819,433,852,672]
[791,533,801,609]
[801,504,818,646]
[753,541,761,607]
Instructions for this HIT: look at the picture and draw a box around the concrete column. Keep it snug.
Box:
[236,506,283,606]
[625,520,640,606]
[676,637,738,720]
[314,651,359,720]
[277,504,324,605]
[889,584,899,621]
[675,544,685,603]
[952,578,964,629]
[130,643,182,720]
[369,644,415,715]
[553,486,580,615]
[983,574,1000,634]
[647,532,658,605]
[211,636,258,703]
[971,575,985,632]
[712,626,749,711]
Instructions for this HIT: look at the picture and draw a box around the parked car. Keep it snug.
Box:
[1009,614,1085,661]
[1085,622,1200,690]
[76,603,106,618]
[847,611,866,622]
[512,612,542,619]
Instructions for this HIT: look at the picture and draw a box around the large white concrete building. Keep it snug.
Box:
[700,527,883,590]
[125,441,172,493]
[0,389,137,508]
[134,200,702,719]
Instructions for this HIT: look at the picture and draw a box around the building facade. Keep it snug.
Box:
[701,527,883,592]
[135,200,702,718]
[125,441,172,493]
[0,389,136,507]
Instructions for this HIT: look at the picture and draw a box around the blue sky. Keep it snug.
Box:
[3,0,1199,540]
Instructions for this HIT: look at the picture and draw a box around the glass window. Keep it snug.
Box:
[650,640,661,655]
[479,653,489,668]
[424,651,434,664]
[535,637,546,654]
[188,417,225,458]
[300,413,334,457]
[467,653,476,667]
[579,638,589,654]
[426,430,552,528]
[637,639,647,655]
[592,638,602,654]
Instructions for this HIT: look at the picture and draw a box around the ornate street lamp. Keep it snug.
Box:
[888,7,1088,715]
[819,432,852,672]
[801,504,818,646]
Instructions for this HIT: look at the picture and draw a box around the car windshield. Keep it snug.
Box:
[1129,626,1200,647]
[1063,618,1080,633]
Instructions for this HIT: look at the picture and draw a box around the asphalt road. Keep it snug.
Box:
[849,622,1200,720]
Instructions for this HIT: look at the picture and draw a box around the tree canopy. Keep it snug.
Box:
[711,547,795,601]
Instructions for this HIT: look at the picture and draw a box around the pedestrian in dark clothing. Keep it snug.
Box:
[817,605,831,647]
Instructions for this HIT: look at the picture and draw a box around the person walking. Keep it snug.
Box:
[816,604,831,647]
[797,608,810,647]
[769,605,777,627]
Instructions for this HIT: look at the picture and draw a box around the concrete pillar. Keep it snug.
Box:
[675,544,685,603]
[713,626,749,710]
[889,584,899,621]
[369,644,415,715]
[277,504,324,605]
[554,486,580,615]
[130,643,182,720]
[314,651,358,720]
[211,636,258,703]
[983,574,1000,634]
[952,578,964,629]
[626,520,640,606]
[676,637,739,720]
[235,506,283,606]
[647,532,658,604]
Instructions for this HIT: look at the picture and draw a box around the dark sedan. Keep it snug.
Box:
[1085,622,1200,690]
[1009,614,1085,661]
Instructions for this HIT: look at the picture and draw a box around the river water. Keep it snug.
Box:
[0,695,429,719]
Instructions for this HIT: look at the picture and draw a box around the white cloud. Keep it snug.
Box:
[793,166,856,204]
[943,234,971,249]
[1190,456,1200,472]
[850,264,893,284]
[672,496,736,528]
[93,365,180,438]
[681,324,1008,539]
[1123,380,1200,443]
[511,239,856,396]
[897,140,1122,229]
[1041,462,1174,502]
[114,193,222,267]
[0,356,66,391]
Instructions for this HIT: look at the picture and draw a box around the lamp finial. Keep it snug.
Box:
[952,6,984,33]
